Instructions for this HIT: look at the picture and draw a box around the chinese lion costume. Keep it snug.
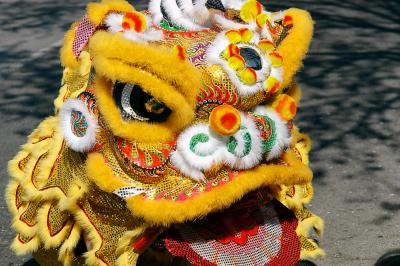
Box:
[6,0,324,265]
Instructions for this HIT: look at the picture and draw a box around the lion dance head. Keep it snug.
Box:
[6,0,324,265]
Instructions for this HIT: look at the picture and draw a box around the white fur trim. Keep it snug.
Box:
[161,0,205,30]
[170,151,206,181]
[227,113,263,169]
[272,11,284,22]
[222,0,246,10]
[59,99,98,152]
[206,30,273,96]
[212,14,254,30]
[253,106,291,160]
[149,0,164,25]
[175,124,226,170]
[192,0,210,25]
[178,0,196,16]
[171,111,279,180]
[105,13,163,43]
[122,28,163,43]
[105,13,123,33]
[177,0,210,26]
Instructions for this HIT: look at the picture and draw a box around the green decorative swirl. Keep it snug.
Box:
[189,133,210,156]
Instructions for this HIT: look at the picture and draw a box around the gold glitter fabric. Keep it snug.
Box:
[6,1,323,265]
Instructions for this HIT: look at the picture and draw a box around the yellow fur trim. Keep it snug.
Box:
[11,235,41,255]
[277,183,314,211]
[16,119,66,203]
[70,206,106,266]
[94,74,194,143]
[6,180,22,217]
[86,150,311,225]
[300,239,325,260]
[54,83,69,112]
[6,116,105,265]
[78,51,92,76]
[286,82,302,104]
[90,30,201,143]
[293,129,312,165]
[36,203,75,249]
[277,8,314,88]
[118,150,310,225]
[297,214,324,238]
[89,31,201,108]
[11,203,38,238]
[60,22,79,69]
[58,223,82,266]
[87,0,135,26]
[90,33,203,142]
[115,227,148,266]
[86,152,128,193]
[58,180,88,212]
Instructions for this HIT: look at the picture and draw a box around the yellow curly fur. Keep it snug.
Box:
[278,8,314,89]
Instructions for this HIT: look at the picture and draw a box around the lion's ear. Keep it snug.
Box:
[276,8,314,88]
[60,0,135,69]
[86,0,134,26]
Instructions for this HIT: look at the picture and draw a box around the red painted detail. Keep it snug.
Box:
[132,227,160,252]
[283,15,293,26]
[218,225,259,245]
[220,112,239,130]
[267,21,278,35]
[122,22,130,30]
[116,137,176,169]
[124,12,144,32]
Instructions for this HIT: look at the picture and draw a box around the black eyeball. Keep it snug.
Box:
[113,82,171,122]
[239,47,262,71]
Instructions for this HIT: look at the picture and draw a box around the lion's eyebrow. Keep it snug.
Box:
[106,57,188,99]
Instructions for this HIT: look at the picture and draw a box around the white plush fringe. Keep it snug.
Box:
[253,106,291,160]
[59,99,98,153]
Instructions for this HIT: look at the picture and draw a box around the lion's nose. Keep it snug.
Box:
[209,105,241,136]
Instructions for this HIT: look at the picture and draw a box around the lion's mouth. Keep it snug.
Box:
[139,188,301,266]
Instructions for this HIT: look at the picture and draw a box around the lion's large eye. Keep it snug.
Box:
[113,82,171,122]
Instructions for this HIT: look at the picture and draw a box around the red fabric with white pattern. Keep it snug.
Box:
[165,198,300,266]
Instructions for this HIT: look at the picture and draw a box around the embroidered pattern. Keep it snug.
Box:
[70,110,88,137]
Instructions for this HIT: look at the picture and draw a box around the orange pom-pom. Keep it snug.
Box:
[209,105,241,136]
[271,94,297,121]
[228,54,246,71]
[225,30,242,44]
[256,13,270,28]
[258,39,274,53]
[240,0,263,22]
[238,68,257,85]
[122,11,147,33]
[269,52,283,67]
[223,44,240,59]
[283,15,293,26]
[239,28,253,43]
[265,76,281,95]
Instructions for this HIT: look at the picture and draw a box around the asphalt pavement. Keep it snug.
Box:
[0,1,399,265]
